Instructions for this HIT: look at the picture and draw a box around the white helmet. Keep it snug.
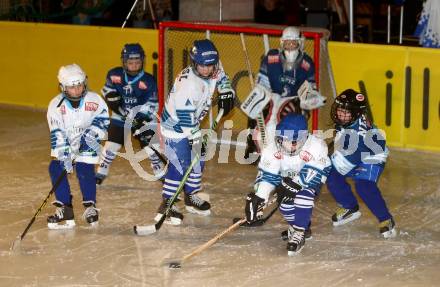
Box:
[280,27,303,68]
[57,64,87,94]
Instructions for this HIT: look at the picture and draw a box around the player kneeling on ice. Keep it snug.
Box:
[326,89,396,239]
[46,64,109,229]
[157,39,235,225]
[96,43,164,185]
[244,113,331,255]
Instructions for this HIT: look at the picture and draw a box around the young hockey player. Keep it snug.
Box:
[244,113,331,255]
[47,64,109,229]
[156,39,235,225]
[96,43,164,184]
[243,26,326,155]
[326,89,396,238]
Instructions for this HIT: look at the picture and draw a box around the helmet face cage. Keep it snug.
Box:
[58,64,88,100]
[331,90,367,127]
[190,39,219,79]
[276,135,298,156]
[121,43,145,75]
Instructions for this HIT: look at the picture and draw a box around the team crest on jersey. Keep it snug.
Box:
[110,75,122,84]
[274,151,282,159]
[60,105,66,115]
[268,55,280,64]
[138,81,147,90]
[300,150,313,162]
[85,102,98,111]
[301,60,310,71]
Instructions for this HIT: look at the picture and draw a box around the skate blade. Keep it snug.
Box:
[332,211,361,226]
[154,214,182,225]
[287,246,304,256]
[382,228,397,239]
[185,206,211,216]
[134,225,157,236]
[47,220,76,230]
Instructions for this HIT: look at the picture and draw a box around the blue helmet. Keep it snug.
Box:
[121,43,145,75]
[190,39,219,79]
[275,113,308,155]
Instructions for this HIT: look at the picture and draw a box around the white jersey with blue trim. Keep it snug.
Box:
[255,134,331,199]
[161,63,232,139]
[47,92,109,164]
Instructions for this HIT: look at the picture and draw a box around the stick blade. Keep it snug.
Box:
[9,236,21,253]
[133,224,157,236]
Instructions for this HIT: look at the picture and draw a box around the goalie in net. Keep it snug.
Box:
[242,26,327,157]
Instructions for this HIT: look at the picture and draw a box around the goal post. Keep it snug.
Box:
[158,21,336,135]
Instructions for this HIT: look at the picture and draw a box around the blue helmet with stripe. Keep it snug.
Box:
[190,39,219,79]
[121,43,145,75]
[275,113,308,155]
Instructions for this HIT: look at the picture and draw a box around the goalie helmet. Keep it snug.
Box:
[190,39,219,79]
[121,43,145,75]
[330,89,367,127]
[57,64,87,100]
[275,113,308,155]
[280,27,304,70]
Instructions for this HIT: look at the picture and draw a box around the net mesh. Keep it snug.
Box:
[160,22,337,134]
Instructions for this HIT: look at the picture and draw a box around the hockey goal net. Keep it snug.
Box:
[158,21,336,136]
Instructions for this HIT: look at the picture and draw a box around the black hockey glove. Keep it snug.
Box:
[218,90,235,116]
[276,177,302,204]
[104,92,125,116]
[132,118,155,148]
[245,192,265,223]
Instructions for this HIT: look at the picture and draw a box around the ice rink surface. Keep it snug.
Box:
[1,107,440,287]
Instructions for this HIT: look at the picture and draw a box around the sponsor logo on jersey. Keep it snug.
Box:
[60,105,66,115]
[301,60,310,71]
[124,97,137,104]
[268,55,280,64]
[300,150,313,162]
[110,75,122,84]
[85,102,98,111]
[138,81,147,90]
[274,151,282,159]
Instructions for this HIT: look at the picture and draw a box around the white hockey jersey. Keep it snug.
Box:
[255,134,332,200]
[47,92,109,164]
[161,63,232,139]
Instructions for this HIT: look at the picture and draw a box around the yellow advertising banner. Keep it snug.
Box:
[330,42,440,151]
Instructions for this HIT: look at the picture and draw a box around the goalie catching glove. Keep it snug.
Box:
[217,89,235,116]
[297,80,326,110]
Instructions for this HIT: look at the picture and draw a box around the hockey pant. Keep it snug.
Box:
[49,160,96,205]
[161,137,205,199]
[326,163,393,222]
[97,119,162,177]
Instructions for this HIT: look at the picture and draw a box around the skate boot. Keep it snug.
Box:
[95,173,106,185]
[281,225,312,241]
[154,198,184,225]
[47,201,75,229]
[332,205,361,226]
[379,218,397,239]
[287,226,306,256]
[83,201,99,227]
[184,192,211,216]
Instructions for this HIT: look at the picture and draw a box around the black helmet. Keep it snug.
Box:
[330,89,367,127]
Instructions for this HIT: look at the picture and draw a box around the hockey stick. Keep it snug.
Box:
[240,33,267,147]
[166,196,278,269]
[10,169,68,252]
[122,0,140,28]
[133,109,224,236]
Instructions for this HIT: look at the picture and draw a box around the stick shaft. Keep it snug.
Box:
[19,169,67,240]
[240,33,266,147]
[155,110,224,231]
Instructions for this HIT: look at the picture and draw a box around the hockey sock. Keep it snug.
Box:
[49,160,72,204]
[355,179,393,222]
